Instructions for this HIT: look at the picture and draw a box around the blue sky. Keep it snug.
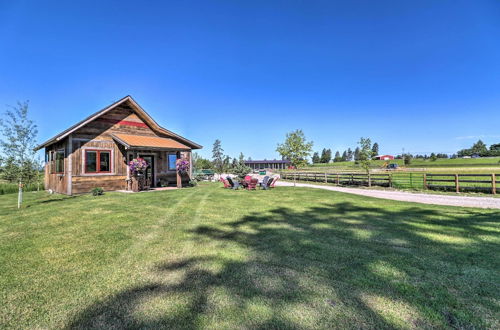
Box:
[1,0,499,160]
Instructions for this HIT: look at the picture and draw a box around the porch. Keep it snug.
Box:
[112,133,192,190]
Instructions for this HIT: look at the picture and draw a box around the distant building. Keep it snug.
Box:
[244,159,291,170]
[374,155,394,160]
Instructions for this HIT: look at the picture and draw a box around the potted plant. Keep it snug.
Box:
[128,158,149,192]
[176,157,190,187]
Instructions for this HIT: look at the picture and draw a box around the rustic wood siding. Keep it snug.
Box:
[44,140,68,194]
[44,102,193,194]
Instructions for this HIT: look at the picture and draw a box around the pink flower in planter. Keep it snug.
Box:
[176,158,190,173]
[129,158,149,173]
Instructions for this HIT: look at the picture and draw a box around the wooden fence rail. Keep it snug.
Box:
[280,171,500,194]
[424,173,499,194]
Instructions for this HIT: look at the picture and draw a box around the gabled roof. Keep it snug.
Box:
[35,95,202,150]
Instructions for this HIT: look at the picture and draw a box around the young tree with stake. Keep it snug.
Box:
[276,129,313,169]
[0,101,38,208]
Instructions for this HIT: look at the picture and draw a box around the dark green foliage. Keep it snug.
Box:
[90,187,104,196]
[457,140,500,157]
[320,148,332,163]
[371,142,379,156]
[312,152,320,164]
[404,154,412,165]
[212,139,225,174]
[354,147,360,161]
[231,152,252,179]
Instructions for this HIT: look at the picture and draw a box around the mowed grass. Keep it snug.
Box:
[1,184,499,329]
[309,157,500,169]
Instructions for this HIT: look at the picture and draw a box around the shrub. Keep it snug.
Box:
[91,187,104,196]
[188,180,198,187]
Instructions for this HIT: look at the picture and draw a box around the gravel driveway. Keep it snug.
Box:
[277,181,500,209]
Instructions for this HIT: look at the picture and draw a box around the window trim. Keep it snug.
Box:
[54,149,65,174]
[84,149,112,174]
[168,153,177,171]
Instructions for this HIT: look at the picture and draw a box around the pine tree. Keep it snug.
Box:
[347,148,353,161]
[354,147,360,161]
[341,150,347,161]
[371,142,379,156]
[312,152,320,164]
[211,139,225,174]
[334,151,341,162]
[320,148,332,163]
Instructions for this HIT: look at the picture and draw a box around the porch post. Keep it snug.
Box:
[176,151,182,188]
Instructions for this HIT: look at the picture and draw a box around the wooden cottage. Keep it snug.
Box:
[35,95,202,195]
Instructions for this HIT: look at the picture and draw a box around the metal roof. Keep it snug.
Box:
[112,133,190,150]
[35,95,202,150]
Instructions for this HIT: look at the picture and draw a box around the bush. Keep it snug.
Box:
[91,187,104,196]
[188,180,198,187]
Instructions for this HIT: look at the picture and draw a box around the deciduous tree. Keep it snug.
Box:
[357,137,373,173]
[276,129,313,169]
[0,101,38,208]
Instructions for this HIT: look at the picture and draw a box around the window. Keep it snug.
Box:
[85,149,112,173]
[168,154,177,170]
[55,150,65,173]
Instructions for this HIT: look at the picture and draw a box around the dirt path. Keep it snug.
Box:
[277,181,500,209]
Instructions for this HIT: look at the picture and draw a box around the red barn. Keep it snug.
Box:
[374,155,394,160]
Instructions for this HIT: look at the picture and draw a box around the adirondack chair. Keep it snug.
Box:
[247,178,258,190]
[263,177,274,190]
[221,177,231,188]
[242,176,252,188]
[260,176,270,190]
[227,177,240,190]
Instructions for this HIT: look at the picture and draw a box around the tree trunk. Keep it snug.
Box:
[17,180,23,209]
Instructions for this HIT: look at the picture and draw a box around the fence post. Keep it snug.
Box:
[336,173,340,185]
[455,174,459,193]
[294,172,296,187]
[368,172,371,187]
[388,173,392,188]
[423,173,427,189]
[492,174,496,195]
[324,172,327,184]
[410,173,413,188]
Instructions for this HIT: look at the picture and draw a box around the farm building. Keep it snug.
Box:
[35,95,202,195]
[374,155,395,160]
[244,159,291,170]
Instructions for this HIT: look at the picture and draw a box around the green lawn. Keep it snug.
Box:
[1,184,499,329]
[308,157,500,169]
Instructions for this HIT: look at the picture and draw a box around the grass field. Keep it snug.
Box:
[0,180,44,195]
[1,184,499,328]
[309,157,500,169]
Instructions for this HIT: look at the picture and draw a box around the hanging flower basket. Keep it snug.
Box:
[129,157,149,174]
[128,158,149,192]
[176,158,190,174]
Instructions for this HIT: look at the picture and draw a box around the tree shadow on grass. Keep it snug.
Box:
[68,202,500,329]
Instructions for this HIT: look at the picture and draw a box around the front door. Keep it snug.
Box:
[141,155,155,187]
